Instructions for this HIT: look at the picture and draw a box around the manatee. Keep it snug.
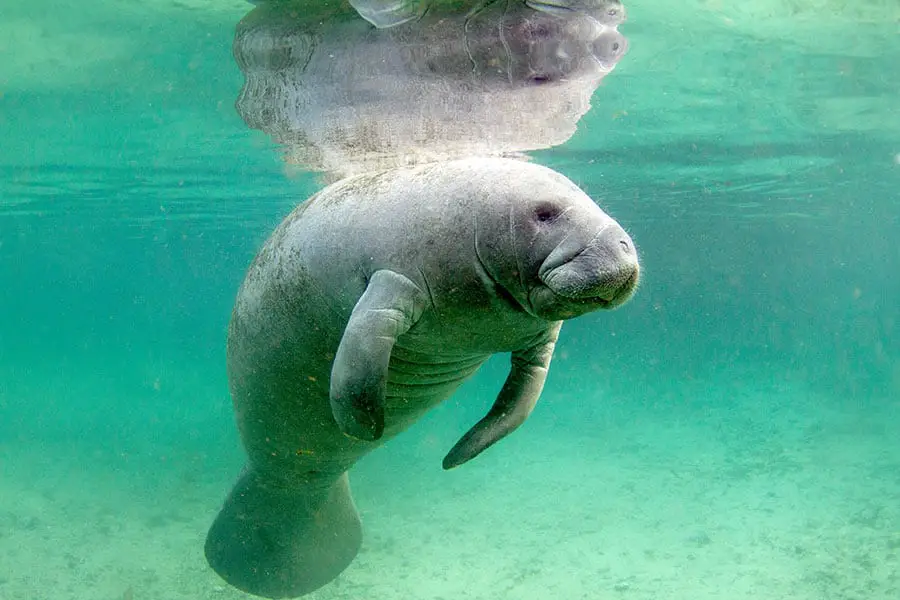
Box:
[205,157,640,598]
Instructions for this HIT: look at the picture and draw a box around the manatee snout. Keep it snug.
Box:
[540,222,639,309]
[579,225,639,307]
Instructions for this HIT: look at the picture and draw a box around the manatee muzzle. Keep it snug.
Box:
[539,224,639,307]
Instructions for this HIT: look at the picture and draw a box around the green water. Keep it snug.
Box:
[1,1,898,599]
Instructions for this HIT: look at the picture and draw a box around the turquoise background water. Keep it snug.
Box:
[1,1,898,599]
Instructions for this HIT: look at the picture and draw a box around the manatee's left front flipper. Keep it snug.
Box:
[330,269,429,441]
[442,321,563,469]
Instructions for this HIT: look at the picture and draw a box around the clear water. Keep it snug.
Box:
[1,1,898,599]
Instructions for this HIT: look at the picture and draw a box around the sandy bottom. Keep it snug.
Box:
[1,368,898,600]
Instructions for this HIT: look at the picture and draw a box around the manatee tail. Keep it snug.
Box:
[204,467,362,598]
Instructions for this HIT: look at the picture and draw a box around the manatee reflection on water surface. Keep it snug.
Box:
[234,0,629,178]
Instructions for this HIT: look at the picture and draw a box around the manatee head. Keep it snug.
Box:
[474,161,639,321]
[530,208,639,319]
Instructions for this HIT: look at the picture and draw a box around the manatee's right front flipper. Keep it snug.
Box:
[330,269,429,441]
[442,321,563,469]
[205,468,361,598]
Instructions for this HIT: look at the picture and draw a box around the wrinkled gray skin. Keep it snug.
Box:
[205,158,639,598]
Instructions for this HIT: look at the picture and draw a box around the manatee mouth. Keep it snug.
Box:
[524,263,638,322]
[543,262,639,304]
[536,227,640,315]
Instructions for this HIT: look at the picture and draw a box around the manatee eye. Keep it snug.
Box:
[533,203,561,223]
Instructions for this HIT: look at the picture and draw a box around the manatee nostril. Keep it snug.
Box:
[619,239,632,254]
